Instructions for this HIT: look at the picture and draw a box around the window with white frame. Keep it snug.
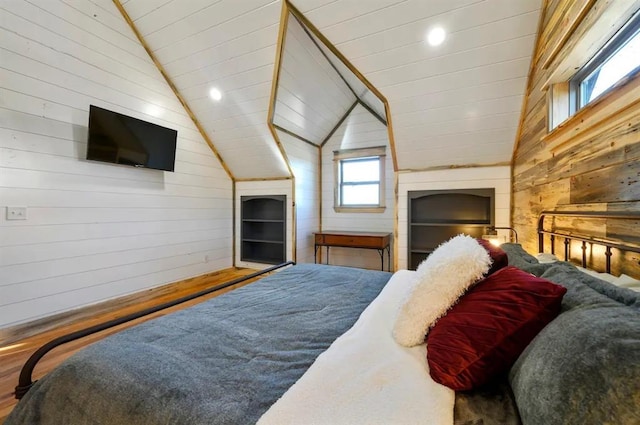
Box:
[571,11,640,110]
[333,146,385,212]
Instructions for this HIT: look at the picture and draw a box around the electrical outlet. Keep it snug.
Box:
[7,206,27,220]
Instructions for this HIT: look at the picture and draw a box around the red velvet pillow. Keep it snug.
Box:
[426,266,567,391]
[476,238,508,275]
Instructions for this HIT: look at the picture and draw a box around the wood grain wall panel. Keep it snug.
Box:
[546,1,639,83]
[549,120,640,180]
[0,0,232,329]
[513,0,640,262]
[570,162,640,204]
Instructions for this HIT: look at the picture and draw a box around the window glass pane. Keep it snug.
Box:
[342,158,379,183]
[342,184,379,205]
[581,27,640,105]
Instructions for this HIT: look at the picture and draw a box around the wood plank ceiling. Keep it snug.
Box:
[120,0,541,179]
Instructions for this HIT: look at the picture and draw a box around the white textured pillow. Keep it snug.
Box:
[393,235,491,347]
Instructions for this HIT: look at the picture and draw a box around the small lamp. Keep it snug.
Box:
[482,226,518,246]
[482,227,501,246]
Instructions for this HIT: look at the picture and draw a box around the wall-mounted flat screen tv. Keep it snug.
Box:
[87,105,177,172]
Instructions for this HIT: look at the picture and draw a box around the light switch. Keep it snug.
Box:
[7,206,27,220]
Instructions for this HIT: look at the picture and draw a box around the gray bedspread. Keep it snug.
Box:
[6,264,391,425]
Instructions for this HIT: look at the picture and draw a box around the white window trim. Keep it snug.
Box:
[333,146,386,213]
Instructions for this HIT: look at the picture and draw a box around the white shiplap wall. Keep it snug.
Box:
[321,104,394,271]
[277,130,320,264]
[397,166,511,270]
[0,0,232,330]
[235,179,294,269]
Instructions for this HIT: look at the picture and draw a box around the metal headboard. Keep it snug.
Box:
[537,211,640,274]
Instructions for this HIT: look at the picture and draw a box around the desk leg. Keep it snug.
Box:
[314,244,319,264]
[377,249,384,271]
[326,246,330,265]
[387,246,391,272]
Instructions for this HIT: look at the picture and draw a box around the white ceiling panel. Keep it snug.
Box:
[133,0,223,36]
[382,57,531,100]
[352,11,539,73]
[143,0,277,51]
[119,0,173,22]
[273,13,356,144]
[303,0,480,43]
[121,0,541,177]
[303,26,387,124]
[167,24,278,78]
[394,95,524,128]
[392,77,527,115]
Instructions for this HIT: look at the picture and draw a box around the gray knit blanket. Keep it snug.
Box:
[6,264,391,425]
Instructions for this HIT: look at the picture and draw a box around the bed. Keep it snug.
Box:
[6,211,640,425]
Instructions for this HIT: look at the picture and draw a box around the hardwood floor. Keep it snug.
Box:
[0,267,261,424]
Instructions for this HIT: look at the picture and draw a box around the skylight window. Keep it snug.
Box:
[573,12,640,109]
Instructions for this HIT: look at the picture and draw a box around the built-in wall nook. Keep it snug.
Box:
[408,189,495,269]
[241,195,286,265]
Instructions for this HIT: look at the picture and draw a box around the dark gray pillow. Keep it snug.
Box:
[509,263,640,425]
[500,243,552,277]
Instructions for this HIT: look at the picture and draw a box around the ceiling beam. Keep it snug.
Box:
[272,124,319,148]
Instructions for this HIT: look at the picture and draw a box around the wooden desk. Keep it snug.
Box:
[314,231,392,271]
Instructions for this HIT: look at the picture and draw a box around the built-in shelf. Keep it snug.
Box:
[408,189,495,270]
[241,195,286,265]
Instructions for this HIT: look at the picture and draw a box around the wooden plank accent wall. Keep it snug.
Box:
[0,0,233,329]
[513,0,640,276]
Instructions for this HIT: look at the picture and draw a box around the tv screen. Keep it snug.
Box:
[87,105,177,172]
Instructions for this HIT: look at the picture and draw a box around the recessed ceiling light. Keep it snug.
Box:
[209,87,222,101]
[427,27,446,46]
